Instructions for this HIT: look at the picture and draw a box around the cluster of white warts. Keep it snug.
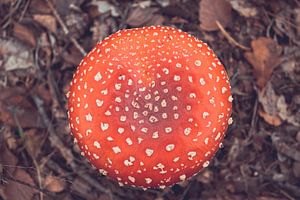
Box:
[67,26,233,187]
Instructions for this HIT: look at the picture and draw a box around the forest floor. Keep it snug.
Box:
[0,0,300,200]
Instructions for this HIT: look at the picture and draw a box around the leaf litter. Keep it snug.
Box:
[0,0,300,200]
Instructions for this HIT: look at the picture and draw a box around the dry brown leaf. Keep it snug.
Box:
[90,20,109,44]
[244,37,282,89]
[3,169,36,200]
[13,23,36,47]
[43,175,66,193]
[258,83,282,126]
[33,14,57,33]
[29,0,52,14]
[0,142,18,175]
[0,88,42,129]
[24,129,45,158]
[228,0,258,17]
[126,7,164,27]
[199,0,232,31]
[258,109,282,126]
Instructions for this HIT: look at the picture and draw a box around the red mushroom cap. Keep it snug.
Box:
[67,26,232,188]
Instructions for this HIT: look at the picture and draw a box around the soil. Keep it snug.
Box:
[0,0,300,200]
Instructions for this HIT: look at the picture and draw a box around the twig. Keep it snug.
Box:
[12,111,44,200]
[216,20,250,51]
[44,0,87,56]
[46,160,115,199]
[32,95,74,165]
[3,171,56,198]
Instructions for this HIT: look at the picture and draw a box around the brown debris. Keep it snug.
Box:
[33,14,57,33]
[43,175,66,193]
[0,0,300,199]
[13,23,36,47]
[244,37,282,89]
[126,7,164,27]
[0,89,42,129]
[199,0,232,31]
[0,39,34,71]
[2,169,37,200]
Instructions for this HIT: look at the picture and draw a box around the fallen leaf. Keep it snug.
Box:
[3,169,36,200]
[199,0,232,31]
[228,0,258,17]
[24,129,45,158]
[13,23,36,47]
[43,175,66,193]
[29,0,52,14]
[2,126,17,150]
[258,109,282,126]
[0,88,42,129]
[0,141,18,176]
[33,14,57,33]
[126,7,164,27]
[89,0,120,17]
[90,20,109,44]
[258,83,282,126]
[244,37,282,89]
[0,38,34,71]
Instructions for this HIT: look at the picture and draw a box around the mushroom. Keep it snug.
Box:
[67,26,232,188]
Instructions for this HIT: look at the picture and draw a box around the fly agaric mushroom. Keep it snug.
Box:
[67,26,232,189]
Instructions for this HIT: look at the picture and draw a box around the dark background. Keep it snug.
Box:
[0,0,300,199]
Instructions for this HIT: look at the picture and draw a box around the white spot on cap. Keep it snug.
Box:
[165,127,172,133]
[204,137,209,144]
[96,99,104,107]
[222,87,227,94]
[118,127,124,134]
[145,148,154,156]
[203,161,210,168]
[184,128,192,136]
[161,99,167,107]
[199,78,206,85]
[115,83,121,90]
[166,144,175,151]
[176,63,182,68]
[112,146,121,154]
[215,132,221,140]
[128,176,135,183]
[228,117,233,125]
[104,110,111,116]
[85,113,92,122]
[93,153,100,159]
[195,60,202,67]
[174,75,181,81]
[120,115,126,122]
[126,138,133,145]
[203,112,209,119]
[94,141,101,149]
[101,122,109,131]
[94,72,102,81]
[228,95,233,102]
[187,151,196,160]
[99,169,107,175]
[152,131,159,139]
[179,174,186,181]
[145,178,152,184]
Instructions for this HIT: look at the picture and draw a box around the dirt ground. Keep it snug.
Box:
[0,0,300,200]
